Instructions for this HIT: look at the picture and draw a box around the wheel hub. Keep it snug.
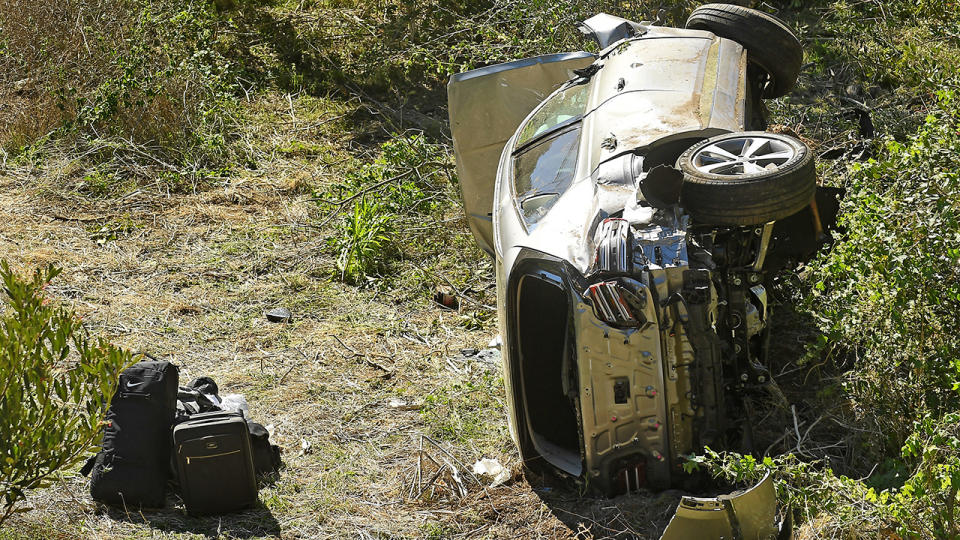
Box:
[692,136,796,176]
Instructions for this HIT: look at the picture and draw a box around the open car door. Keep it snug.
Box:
[447,51,596,256]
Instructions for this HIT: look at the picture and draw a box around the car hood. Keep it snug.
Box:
[448,52,597,255]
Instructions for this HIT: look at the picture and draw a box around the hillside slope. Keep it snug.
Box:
[1,1,958,538]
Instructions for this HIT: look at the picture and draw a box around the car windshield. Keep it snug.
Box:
[515,82,590,149]
[513,126,582,226]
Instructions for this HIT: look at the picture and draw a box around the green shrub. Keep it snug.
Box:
[693,439,960,539]
[332,197,393,284]
[764,86,960,538]
[324,133,453,283]
[806,90,960,451]
[0,0,250,175]
[284,0,699,92]
[900,412,960,538]
[0,262,131,526]
[799,0,960,91]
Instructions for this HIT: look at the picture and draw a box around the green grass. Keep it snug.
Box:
[2,0,960,538]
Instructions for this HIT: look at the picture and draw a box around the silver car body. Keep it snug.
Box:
[449,51,597,255]
[449,15,786,539]
[452,23,747,480]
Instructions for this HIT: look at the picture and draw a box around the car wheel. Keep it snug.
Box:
[685,4,802,98]
[676,132,816,225]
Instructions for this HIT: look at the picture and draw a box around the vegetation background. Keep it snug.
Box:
[0,0,958,538]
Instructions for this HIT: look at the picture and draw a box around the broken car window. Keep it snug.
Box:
[513,126,582,226]
[515,82,591,149]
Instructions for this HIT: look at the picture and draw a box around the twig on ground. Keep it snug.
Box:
[792,404,803,454]
[310,169,416,229]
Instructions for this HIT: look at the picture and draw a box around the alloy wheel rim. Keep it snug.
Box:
[692,136,796,176]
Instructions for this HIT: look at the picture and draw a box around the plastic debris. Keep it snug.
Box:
[265,307,292,323]
[471,458,510,487]
[474,348,500,370]
[446,347,500,375]
[387,398,421,411]
[299,438,312,456]
[219,393,250,417]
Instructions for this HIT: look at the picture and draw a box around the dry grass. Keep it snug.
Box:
[2,1,146,145]
[0,91,686,539]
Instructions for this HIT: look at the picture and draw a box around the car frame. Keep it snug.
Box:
[449,5,828,538]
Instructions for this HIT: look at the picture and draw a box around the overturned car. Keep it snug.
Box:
[449,4,830,538]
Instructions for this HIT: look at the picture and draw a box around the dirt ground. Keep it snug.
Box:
[0,93,699,539]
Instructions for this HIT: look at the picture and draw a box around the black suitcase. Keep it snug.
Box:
[173,411,257,515]
[87,361,179,508]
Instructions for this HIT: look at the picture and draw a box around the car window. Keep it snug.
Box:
[515,82,591,148]
[513,126,582,226]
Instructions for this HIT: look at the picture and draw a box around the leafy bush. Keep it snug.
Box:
[0,262,131,526]
[332,198,393,284]
[900,412,960,538]
[0,0,251,176]
[806,90,960,451]
[324,133,452,283]
[252,0,699,96]
[743,86,960,538]
[693,439,960,539]
[799,0,960,93]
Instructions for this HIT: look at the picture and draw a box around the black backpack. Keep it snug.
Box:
[82,361,179,508]
[247,420,282,478]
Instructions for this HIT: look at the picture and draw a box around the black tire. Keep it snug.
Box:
[677,131,816,225]
[685,4,802,98]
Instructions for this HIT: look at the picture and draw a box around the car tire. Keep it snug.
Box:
[677,131,816,225]
[685,4,802,98]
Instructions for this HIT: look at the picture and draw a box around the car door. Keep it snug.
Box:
[447,51,596,256]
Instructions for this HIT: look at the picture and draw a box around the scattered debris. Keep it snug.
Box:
[408,435,472,501]
[387,398,421,411]
[839,96,875,138]
[220,393,250,417]
[432,287,459,310]
[471,458,510,487]
[329,334,394,375]
[265,307,293,323]
[445,347,501,374]
[472,348,500,371]
[299,438,312,456]
[12,77,34,95]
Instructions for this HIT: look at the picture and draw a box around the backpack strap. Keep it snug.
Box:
[80,454,97,477]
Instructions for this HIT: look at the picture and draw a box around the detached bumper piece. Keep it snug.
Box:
[659,473,791,540]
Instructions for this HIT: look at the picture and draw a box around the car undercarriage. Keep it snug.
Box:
[447,4,838,538]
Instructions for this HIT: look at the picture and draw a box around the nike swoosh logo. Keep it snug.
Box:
[126,381,145,388]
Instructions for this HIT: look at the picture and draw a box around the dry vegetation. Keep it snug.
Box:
[0,90,687,538]
[2,0,960,538]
